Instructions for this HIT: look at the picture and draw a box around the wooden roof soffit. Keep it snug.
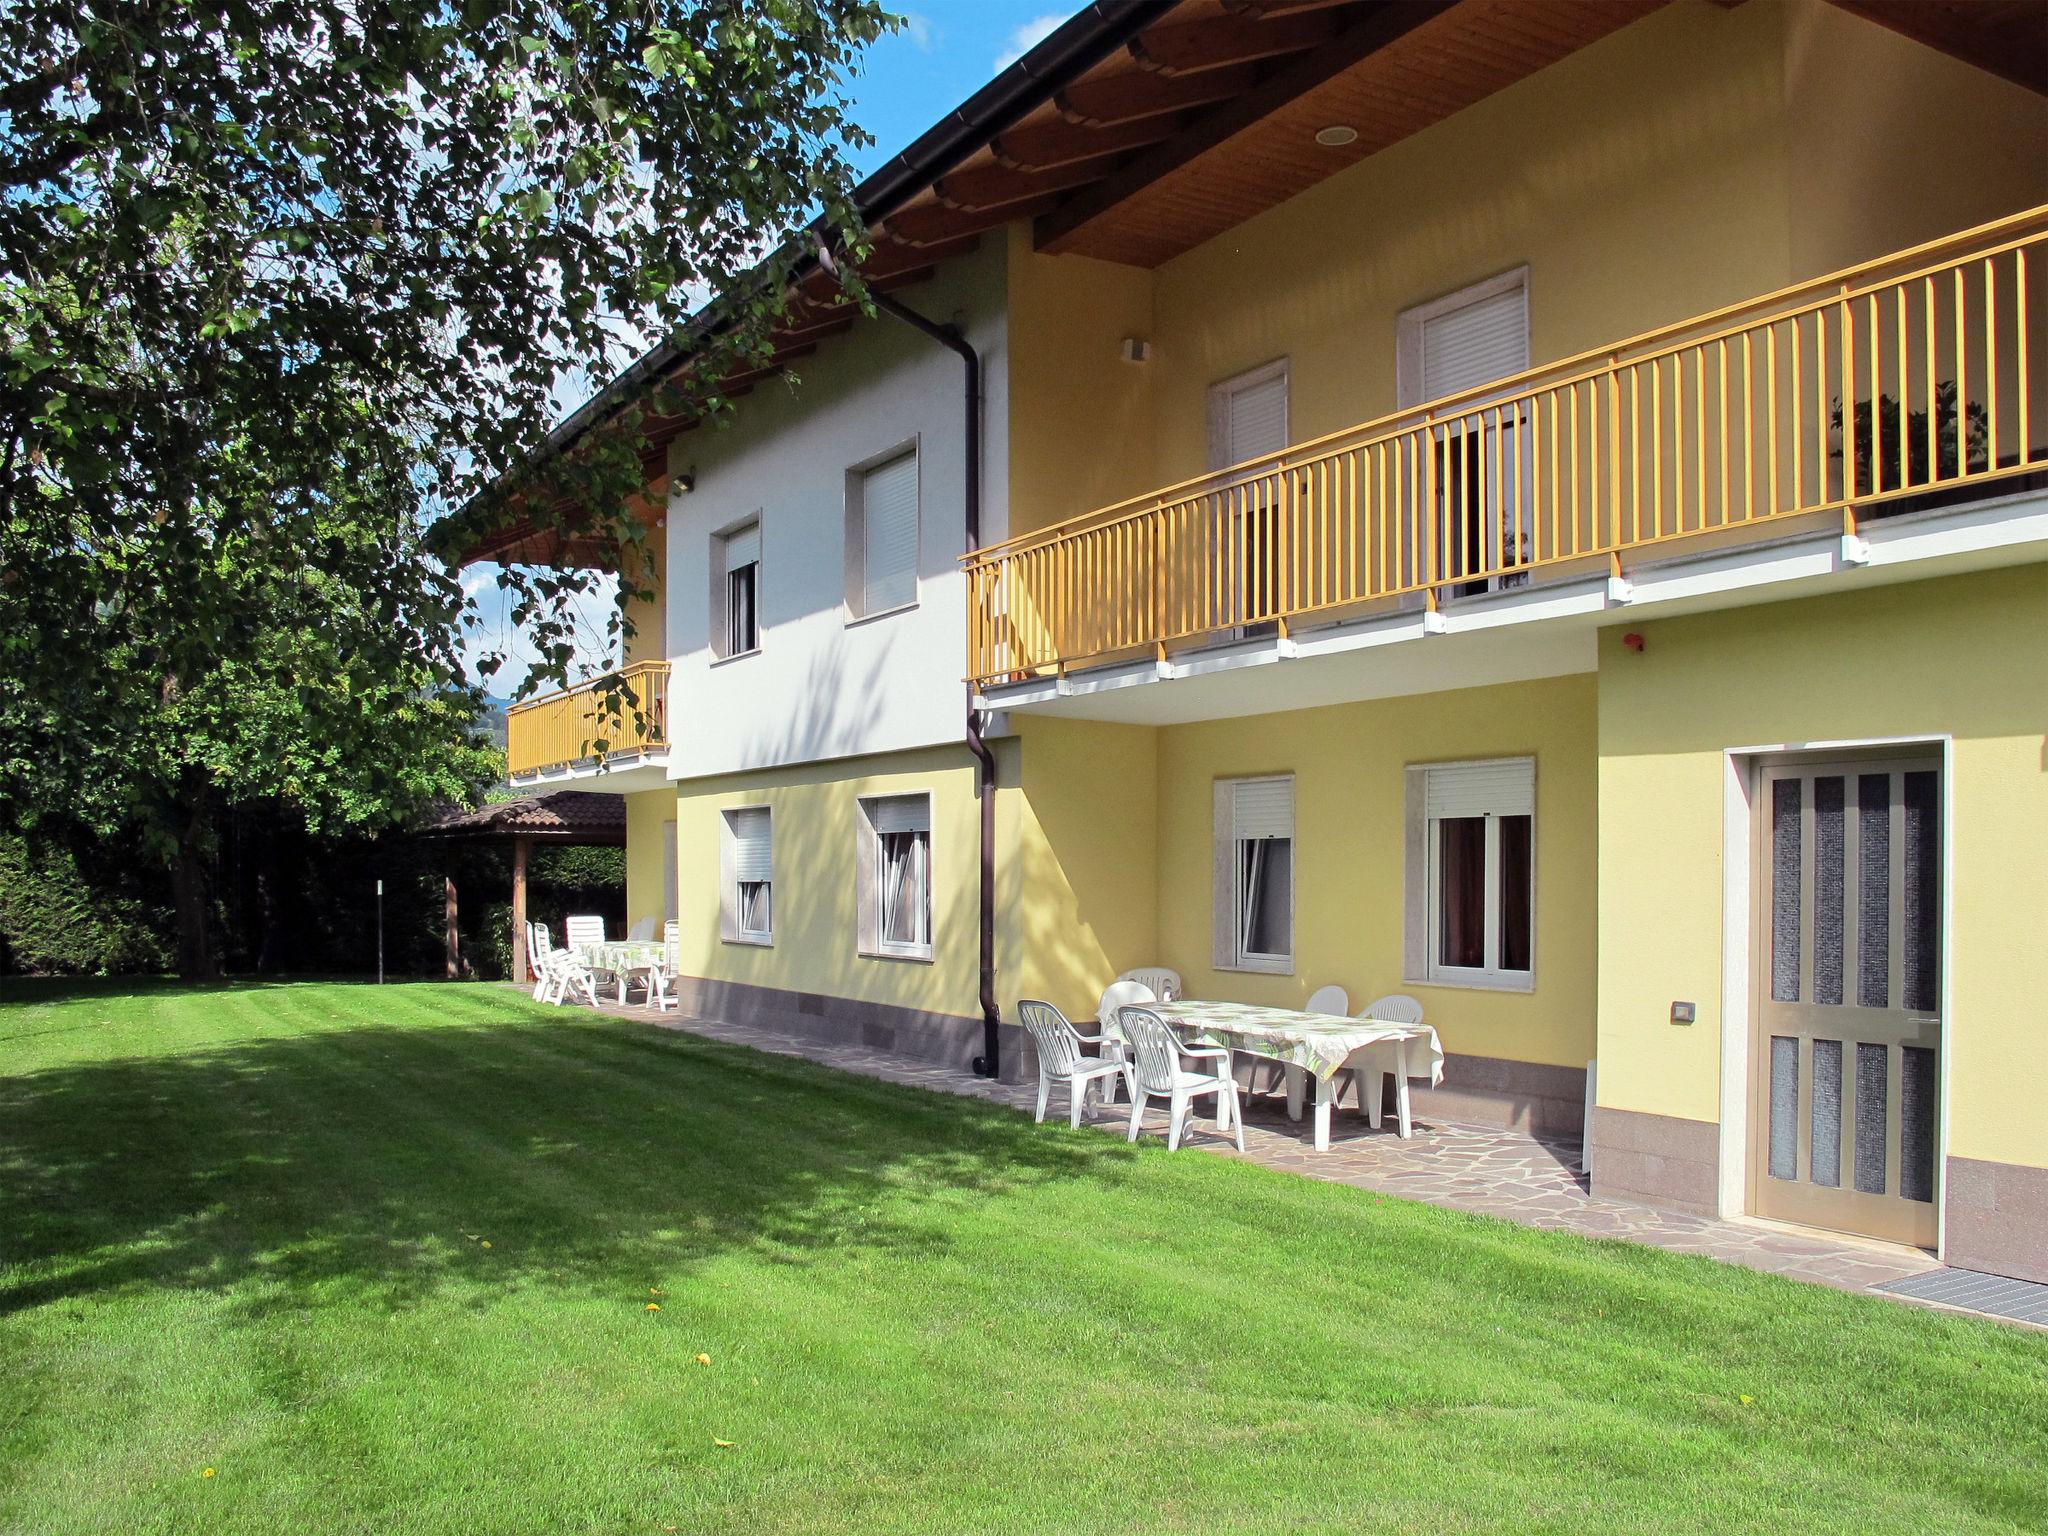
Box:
[1824,0,2048,97]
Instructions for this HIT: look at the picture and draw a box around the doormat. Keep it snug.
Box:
[1876,1267,2048,1326]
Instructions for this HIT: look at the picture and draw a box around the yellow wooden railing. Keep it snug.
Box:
[505,660,671,777]
[965,207,2048,688]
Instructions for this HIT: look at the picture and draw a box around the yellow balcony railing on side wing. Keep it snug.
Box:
[504,660,671,778]
[964,206,2048,689]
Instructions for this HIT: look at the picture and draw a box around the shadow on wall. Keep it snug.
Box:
[731,616,924,774]
[0,984,1127,1318]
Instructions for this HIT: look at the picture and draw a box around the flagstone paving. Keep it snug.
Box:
[573,993,2037,1325]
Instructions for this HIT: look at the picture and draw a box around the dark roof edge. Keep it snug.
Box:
[532,1,1169,464]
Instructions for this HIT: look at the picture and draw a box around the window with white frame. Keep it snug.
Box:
[846,446,919,619]
[712,521,761,658]
[857,794,931,960]
[1405,758,1534,989]
[1213,775,1293,973]
[1206,361,1291,633]
[720,805,773,943]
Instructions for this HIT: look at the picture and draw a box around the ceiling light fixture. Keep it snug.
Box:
[1314,125,1359,147]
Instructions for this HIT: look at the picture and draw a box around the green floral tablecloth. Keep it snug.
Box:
[577,940,678,976]
[1135,999,1444,1085]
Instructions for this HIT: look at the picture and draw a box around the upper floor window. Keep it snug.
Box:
[1396,268,1529,409]
[1213,774,1293,974]
[720,805,773,944]
[846,445,920,620]
[857,793,931,960]
[1206,359,1290,473]
[1405,758,1534,991]
[712,521,761,659]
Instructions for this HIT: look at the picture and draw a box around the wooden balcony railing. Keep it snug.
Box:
[505,660,670,778]
[965,206,2048,689]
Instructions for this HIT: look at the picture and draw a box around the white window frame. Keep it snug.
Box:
[844,438,921,625]
[857,793,933,962]
[711,518,762,662]
[1205,358,1290,475]
[1213,774,1294,975]
[1404,757,1535,993]
[719,805,773,946]
[1395,266,1531,410]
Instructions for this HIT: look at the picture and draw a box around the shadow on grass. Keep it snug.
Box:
[0,984,1131,1318]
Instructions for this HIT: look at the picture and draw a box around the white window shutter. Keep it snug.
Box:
[1231,776,1293,840]
[1421,285,1528,403]
[723,523,760,571]
[861,452,919,613]
[1226,373,1288,466]
[728,807,773,882]
[869,794,929,835]
[1424,759,1533,820]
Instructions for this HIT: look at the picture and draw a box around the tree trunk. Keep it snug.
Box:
[171,798,218,980]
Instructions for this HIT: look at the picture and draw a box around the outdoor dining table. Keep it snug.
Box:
[576,940,678,1005]
[1148,1000,1444,1152]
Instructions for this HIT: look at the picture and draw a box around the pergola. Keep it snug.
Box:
[420,791,626,980]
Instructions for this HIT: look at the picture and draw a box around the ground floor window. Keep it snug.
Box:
[720,806,773,944]
[1214,775,1293,972]
[1407,758,1533,989]
[858,794,931,960]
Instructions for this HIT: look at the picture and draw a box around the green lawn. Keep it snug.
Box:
[0,983,2041,1535]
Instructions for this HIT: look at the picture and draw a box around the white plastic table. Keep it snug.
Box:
[1146,999,1444,1151]
[577,940,677,1005]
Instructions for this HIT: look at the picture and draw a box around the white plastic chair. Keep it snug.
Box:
[1095,978,1157,1103]
[1117,967,1182,1003]
[1018,1000,1129,1129]
[564,914,614,996]
[1118,1005,1243,1153]
[1345,993,1426,1132]
[528,922,599,1007]
[1305,985,1350,1016]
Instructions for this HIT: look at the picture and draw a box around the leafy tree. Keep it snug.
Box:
[0,0,888,973]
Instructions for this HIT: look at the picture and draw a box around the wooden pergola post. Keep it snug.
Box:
[444,875,461,979]
[511,835,531,982]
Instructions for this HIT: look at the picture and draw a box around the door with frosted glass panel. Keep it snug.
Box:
[1750,758,1941,1247]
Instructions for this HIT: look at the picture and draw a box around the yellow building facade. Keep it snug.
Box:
[510,0,2048,1282]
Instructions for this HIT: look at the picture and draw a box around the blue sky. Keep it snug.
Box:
[462,2,1076,696]
[843,5,1072,175]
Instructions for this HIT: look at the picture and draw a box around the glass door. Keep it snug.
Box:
[1749,756,1942,1247]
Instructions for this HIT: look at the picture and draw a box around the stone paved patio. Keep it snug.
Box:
[573,993,2038,1323]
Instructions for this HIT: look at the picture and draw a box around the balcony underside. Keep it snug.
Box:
[976,488,2048,725]
[507,751,673,795]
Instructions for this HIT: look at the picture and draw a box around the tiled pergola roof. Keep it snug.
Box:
[421,790,626,843]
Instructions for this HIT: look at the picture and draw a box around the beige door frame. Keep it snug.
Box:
[1715,734,1953,1256]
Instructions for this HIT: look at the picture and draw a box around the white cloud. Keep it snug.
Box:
[994,13,1064,73]
[900,12,934,52]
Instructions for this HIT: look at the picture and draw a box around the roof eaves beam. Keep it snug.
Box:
[1036,0,1455,257]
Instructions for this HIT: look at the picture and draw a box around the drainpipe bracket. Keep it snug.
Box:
[1840,533,1873,567]
[1420,609,1449,635]
[1605,573,1635,606]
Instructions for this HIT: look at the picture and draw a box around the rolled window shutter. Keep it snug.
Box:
[870,794,930,835]
[861,452,919,613]
[1226,373,1288,465]
[724,523,761,571]
[1231,777,1293,840]
[1421,285,1528,403]
[1425,760,1533,820]
[729,807,773,882]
